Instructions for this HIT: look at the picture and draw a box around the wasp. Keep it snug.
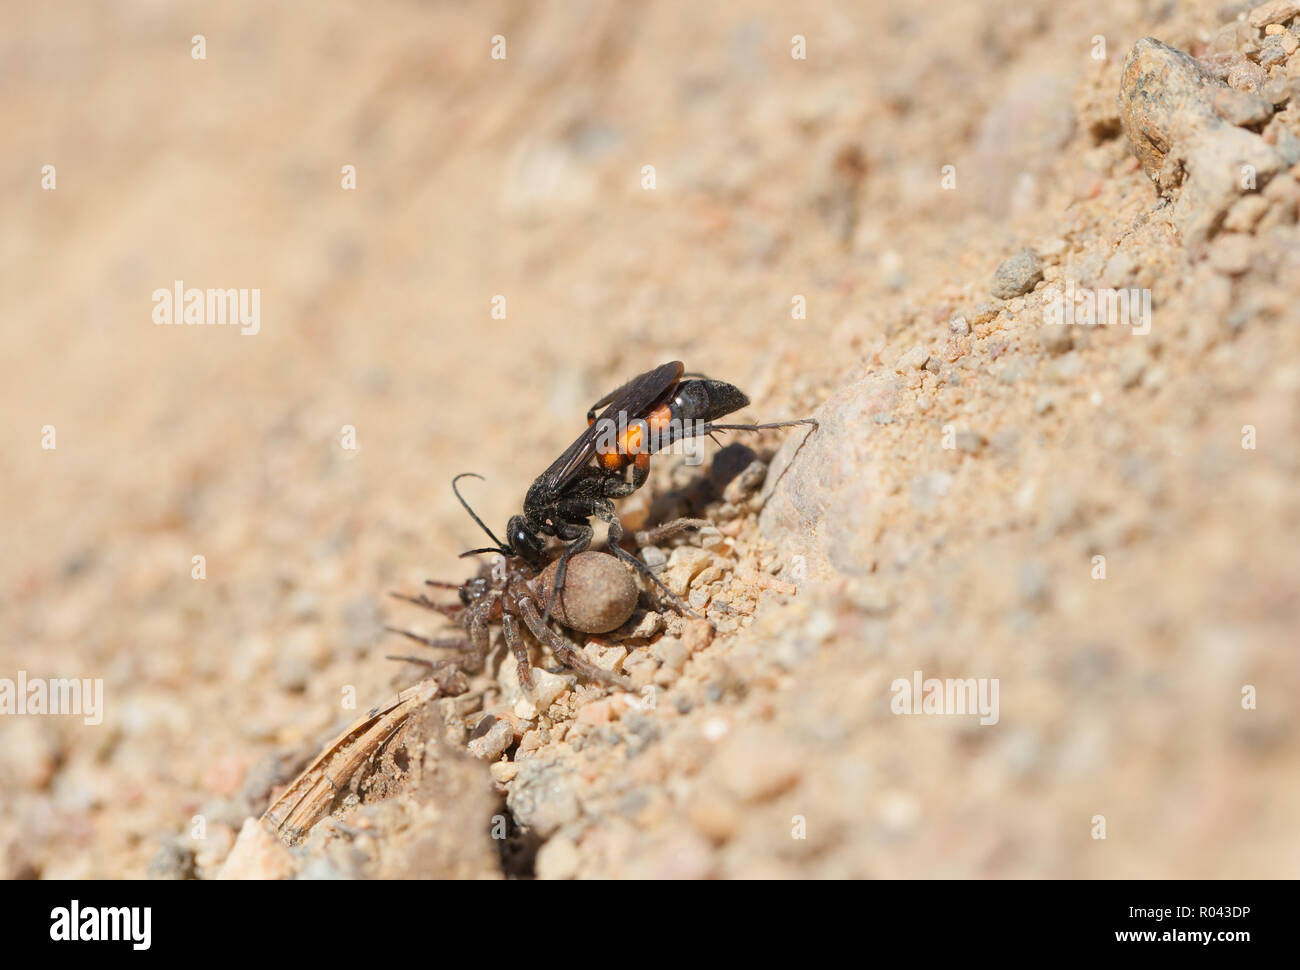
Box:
[455,361,816,622]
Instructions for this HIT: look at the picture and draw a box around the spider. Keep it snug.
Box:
[385,551,636,693]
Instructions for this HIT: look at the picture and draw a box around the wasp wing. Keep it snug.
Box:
[537,360,684,490]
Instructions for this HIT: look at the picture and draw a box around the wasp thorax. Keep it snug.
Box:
[538,551,638,634]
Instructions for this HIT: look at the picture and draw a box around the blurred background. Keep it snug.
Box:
[2,0,1297,878]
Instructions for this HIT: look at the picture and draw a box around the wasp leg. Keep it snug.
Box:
[594,498,702,620]
[517,598,632,690]
[696,418,819,434]
[541,520,593,627]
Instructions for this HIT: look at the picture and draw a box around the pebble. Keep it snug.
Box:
[1102,250,1140,287]
[894,344,930,371]
[216,818,295,880]
[662,546,712,596]
[991,248,1044,299]
[577,699,612,725]
[1229,57,1270,91]
[1118,347,1149,388]
[722,459,768,504]
[651,636,690,670]
[1256,37,1292,68]
[1208,233,1255,274]
[531,668,569,710]
[467,718,514,761]
[535,833,581,880]
[581,641,627,673]
[1119,37,1285,246]
[640,545,667,570]
[1223,193,1270,231]
[716,728,803,802]
[507,760,582,838]
[147,839,197,880]
[688,790,742,843]
[1249,0,1300,28]
[1213,88,1275,125]
[1039,321,1074,355]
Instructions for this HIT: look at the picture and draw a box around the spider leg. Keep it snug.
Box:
[388,591,461,618]
[517,598,632,690]
[383,627,470,651]
[635,518,711,546]
[501,611,534,690]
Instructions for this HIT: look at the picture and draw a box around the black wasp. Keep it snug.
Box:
[455,360,816,621]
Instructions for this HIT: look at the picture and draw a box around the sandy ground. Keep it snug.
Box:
[2,0,1298,878]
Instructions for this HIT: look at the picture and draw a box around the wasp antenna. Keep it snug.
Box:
[451,473,508,552]
[459,546,505,559]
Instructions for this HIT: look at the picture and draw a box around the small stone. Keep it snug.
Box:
[688,791,742,843]
[1207,233,1255,273]
[894,344,929,371]
[507,760,582,837]
[581,641,627,673]
[489,760,520,784]
[1101,250,1140,287]
[216,818,296,881]
[1213,87,1275,125]
[1257,37,1292,68]
[1223,193,1270,230]
[716,728,803,802]
[1118,347,1149,388]
[467,718,513,760]
[949,313,971,335]
[535,834,581,880]
[991,248,1044,299]
[651,636,690,670]
[662,546,712,596]
[722,459,768,504]
[1249,1,1300,29]
[1039,322,1074,355]
[576,699,612,725]
[1261,77,1293,105]
[147,840,197,881]
[1228,58,1269,91]
[531,668,569,710]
